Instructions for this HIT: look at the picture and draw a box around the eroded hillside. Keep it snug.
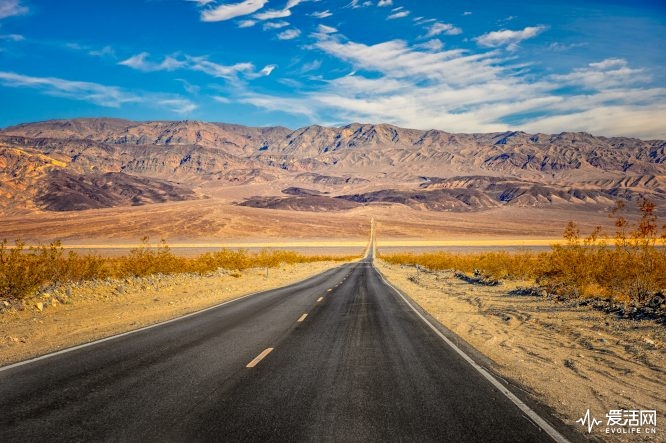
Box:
[1,118,664,215]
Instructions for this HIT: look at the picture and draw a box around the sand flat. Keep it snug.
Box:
[375,260,665,443]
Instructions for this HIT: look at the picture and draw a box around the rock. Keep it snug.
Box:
[647,293,664,309]
[35,302,44,312]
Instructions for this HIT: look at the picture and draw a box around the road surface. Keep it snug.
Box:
[0,246,573,442]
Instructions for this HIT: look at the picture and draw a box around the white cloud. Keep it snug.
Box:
[418,39,444,51]
[415,17,436,25]
[311,10,333,19]
[551,58,650,90]
[0,71,140,107]
[475,26,546,50]
[0,0,28,19]
[347,0,371,9]
[238,32,666,138]
[119,52,275,81]
[463,11,472,16]
[248,64,277,78]
[237,19,257,28]
[254,8,291,20]
[238,92,318,119]
[263,20,290,30]
[522,104,666,139]
[88,45,115,58]
[253,0,308,22]
[0,71,197,114]
[200,0,268,22]
[387,10,410,20]
[157,98,198,114]
[314,37,503,85]
[589,58,627,70]
[177,78,201,95]
[425,22,462,37]
[277,28,301,40]
[548,42,587,52]
[0,33,23,41]
[301,59,322,73]
[317,24,338,34]
[377,0,392,6]
[119,53,186,71]
[188,57,256,78]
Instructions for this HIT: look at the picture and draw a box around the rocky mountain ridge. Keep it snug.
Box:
[1,118,664,214]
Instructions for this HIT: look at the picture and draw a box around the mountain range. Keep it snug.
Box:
[1,118,664,217]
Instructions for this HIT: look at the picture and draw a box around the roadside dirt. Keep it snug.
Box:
[375,260,665,443]
[0,261,342,367]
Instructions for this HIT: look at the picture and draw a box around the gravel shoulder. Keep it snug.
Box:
[375,259,665,443]
[0,261,344,367]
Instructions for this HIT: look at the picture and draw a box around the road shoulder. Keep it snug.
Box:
[0,261,342,367]
[374,259,665,443]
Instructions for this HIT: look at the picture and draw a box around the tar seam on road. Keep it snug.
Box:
[246,348,274,368]
[0,264,348,373]
[375,268,571,443]
[297,314,308,322]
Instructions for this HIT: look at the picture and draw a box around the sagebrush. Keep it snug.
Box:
[0,237,355,300]
[381,199,666,304]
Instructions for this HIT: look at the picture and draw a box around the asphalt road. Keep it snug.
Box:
[0,250,572,442]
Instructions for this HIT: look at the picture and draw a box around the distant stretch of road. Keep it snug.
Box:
[0,235,573,442]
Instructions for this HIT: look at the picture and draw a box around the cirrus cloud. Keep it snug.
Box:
[199,0,268,22]
[0,0,28,20]
[475,26,547,51]
[119,52,277,81]
[0,71,197,114]
[238,31,666,138]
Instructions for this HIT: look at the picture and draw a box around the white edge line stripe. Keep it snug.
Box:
[298,313,308,322]
[0,263,352,373]
[246,347,274,368]
[375,268,570,443]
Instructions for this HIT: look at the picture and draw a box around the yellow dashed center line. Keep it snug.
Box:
[246,348,274,368]
[297,313,308,322]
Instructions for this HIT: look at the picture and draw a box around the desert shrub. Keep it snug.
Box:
[0,236,356,301]
[381,250,546,281]
[63,250,110,282]
[540,200,666,302]
[117,237,186,277]
[187,248,355,275]
[0,240,43,299]
[381,199,666,306]
[0,240,93,299]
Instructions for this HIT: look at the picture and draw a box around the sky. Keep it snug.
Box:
[0,0,665,138]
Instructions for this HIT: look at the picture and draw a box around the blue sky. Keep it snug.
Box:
[0,0,665,138]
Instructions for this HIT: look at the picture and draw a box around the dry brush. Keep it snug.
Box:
[0,237,355,300]
[381,199,666,306]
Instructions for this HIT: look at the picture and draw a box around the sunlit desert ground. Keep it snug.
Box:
[0,196,627,247]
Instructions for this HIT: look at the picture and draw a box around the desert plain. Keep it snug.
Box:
[1,119,665,441]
